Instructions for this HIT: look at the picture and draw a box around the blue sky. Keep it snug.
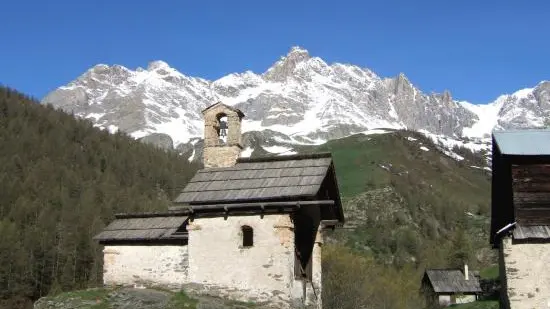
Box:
[1,0,548,103]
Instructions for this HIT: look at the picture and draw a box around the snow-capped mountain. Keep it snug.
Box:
[41,46,550,157]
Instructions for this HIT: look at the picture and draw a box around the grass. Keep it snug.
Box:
[48,288,110,300]
[168,290,199,308]
[42,288,111,308]
[480,265,499,280]
[296,130,494,267]
[308,130,490,207]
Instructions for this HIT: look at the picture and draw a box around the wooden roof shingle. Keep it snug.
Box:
[174,153,334,205]
[424,269,482,294]
[93,216,188,243]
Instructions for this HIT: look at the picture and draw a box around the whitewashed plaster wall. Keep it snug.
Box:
[501,236,550,309]
[455,294,476,304]
[186,214,307,308]
[103,245,189,289]
[438,295,451,306]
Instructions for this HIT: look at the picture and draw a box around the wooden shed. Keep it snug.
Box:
[490,129,550,309]
[421,268,482,307]
[490,129,550,247]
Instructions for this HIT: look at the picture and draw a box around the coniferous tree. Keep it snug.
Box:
[0,86,200,307]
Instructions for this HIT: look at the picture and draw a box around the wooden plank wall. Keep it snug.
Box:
[512,164,550,225]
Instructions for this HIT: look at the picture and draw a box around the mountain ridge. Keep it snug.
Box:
[41,46,550,152]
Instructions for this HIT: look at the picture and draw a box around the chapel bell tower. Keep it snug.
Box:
[202,102,245,168]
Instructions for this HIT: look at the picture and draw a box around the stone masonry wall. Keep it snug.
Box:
[186,215,300,308]
[501,236,550,309]
[305,228,323,309]
[103,245,189,289]
[203,146,242,168]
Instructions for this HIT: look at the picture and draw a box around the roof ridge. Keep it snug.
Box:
[236,152,332,163]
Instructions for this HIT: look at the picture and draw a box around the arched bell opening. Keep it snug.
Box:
[216,113,228,145]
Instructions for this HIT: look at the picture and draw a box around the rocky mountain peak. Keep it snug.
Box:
[147,60,171,71]
[90,63,110,73]
[262,46,313,82]
[443,90,452,102]
[40,46,550,151]
[393,73,412,94]
[286,46,311,62]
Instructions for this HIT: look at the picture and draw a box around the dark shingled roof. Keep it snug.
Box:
[174,153,334,205]
[513,225,550,240]
[424,269,482,294]
[93,216,188,243]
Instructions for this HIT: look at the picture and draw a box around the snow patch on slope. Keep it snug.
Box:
[459,99,504,138]
[264,145,295,155]
[418,130,489,162]
[360,129,392,136]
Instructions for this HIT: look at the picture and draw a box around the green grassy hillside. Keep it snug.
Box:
[307,131,492,266]
[303,131,495,309]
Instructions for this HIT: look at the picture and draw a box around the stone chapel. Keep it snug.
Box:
[94,102,345,309]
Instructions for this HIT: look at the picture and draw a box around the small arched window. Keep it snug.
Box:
[241,225,253,247]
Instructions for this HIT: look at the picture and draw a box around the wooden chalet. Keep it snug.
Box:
[421,268,482,307]
[490,129,550,309]
[491,129,550,247]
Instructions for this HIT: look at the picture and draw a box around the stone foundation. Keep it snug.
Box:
[501,236,550,309]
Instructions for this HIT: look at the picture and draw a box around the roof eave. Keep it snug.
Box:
[201,102,245,118]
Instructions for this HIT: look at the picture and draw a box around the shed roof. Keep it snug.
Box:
[424,269,482,294]
[493,129,550,155]
[512,224,550,240]
[174,152,334,205]
[93,215,188,243]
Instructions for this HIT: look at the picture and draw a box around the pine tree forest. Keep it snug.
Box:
[0,86,200,308]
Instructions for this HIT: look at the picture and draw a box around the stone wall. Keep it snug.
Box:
[435,294,476,306]
[501,236,550,309]
[203,145,242,168]
[438,294,451,306]
[186,215,306,308]
[455,294,476,304]
[103,245,189,289]
[304,226,323,309]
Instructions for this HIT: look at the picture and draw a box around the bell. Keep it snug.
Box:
[219,121,227,137]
